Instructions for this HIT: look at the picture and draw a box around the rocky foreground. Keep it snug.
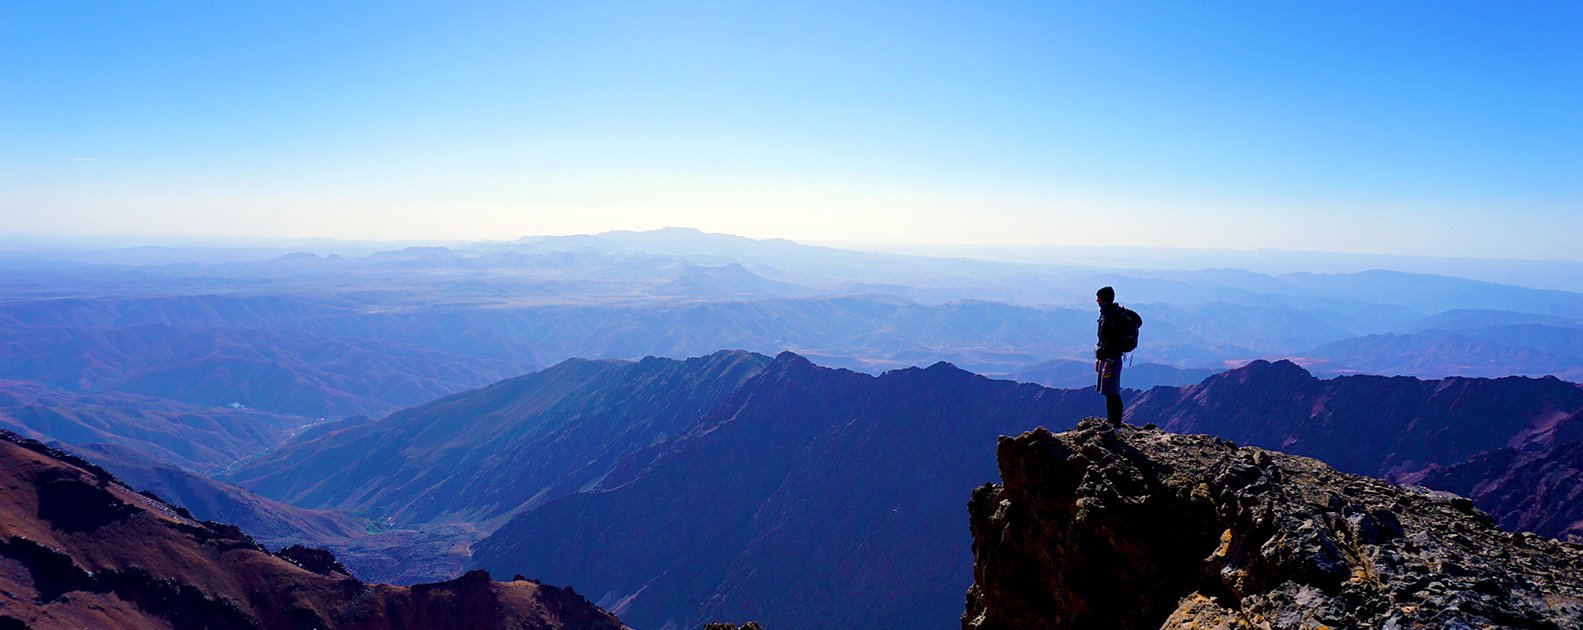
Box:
[964,419,1583,629]
[0,432,627,630]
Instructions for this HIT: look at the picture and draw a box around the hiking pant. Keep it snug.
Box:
[1097,358,1123,426]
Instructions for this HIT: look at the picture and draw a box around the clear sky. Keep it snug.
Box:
[3,2,1580,259]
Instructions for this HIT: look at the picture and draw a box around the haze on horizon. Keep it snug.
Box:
[3,2,1580,261]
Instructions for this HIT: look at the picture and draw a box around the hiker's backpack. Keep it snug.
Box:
[1114,306,1142,354]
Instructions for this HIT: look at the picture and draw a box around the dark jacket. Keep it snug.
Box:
[1096,302,1139,360]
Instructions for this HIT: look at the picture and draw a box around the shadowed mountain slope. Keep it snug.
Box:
[1127,360,1583,540]
[68,442,367,548]
[1128,360,1583,478]
[0,432,627,630]
[226,350,773,527]
[1419,439,1583,542]
[0,380,496,586]
[71,442,477,586]
[472,352,1107,630]
[0,380,307,472]
[964,421,1583,628]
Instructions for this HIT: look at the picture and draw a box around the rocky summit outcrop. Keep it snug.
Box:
[963,419,1583,629]
[0,431,626,630]
[1125,360,1583,542]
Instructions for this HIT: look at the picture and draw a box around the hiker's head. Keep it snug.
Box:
[1096,286,1115,305]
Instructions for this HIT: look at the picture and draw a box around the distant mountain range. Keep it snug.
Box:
[215,351,1106,626]
[2,229,1581,627]
[1299,324,1583,381]
[0,322,527,418]
[4,228,1582,406]
[4,290,1577,423]
[210,349,1580,628]
[0,380,306,472]
[1008,358,1216,389]
[2,344,1580,627]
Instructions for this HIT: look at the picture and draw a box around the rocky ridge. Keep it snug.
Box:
[964,419,1583,629]
[1126,359,1583,541]
[0,431,626,629]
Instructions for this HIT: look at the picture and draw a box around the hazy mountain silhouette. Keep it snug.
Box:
[1008,358,1216,389]
[1302,330,1583,381]
[0,323,527,418]
[10,229,1583,387]
[653,263,809,299]
[1406,308,1583,331]
[0,380,305,472]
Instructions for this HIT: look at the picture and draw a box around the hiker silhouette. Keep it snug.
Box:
[1094,286,1141,427]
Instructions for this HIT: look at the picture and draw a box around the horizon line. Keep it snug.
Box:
[4,226,1583,266]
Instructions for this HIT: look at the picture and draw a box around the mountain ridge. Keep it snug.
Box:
[0,430,627,630]
[471,352,1106,629]
[225,350,774,528]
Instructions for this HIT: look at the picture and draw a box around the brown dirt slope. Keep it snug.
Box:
[0,431,627,630]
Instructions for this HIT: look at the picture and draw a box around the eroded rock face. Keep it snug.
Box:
[963,419,1583,629]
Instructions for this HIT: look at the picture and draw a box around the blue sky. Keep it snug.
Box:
[2,2,1579,259]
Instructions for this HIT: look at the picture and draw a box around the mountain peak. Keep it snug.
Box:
[770,350,813,366]
[1224,358,1314,382]
[760,351,821,381]
[964,419,1583,628]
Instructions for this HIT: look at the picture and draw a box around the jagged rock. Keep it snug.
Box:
[1418,440,1583,543]
[1126,360,1583,541]
[963,418,1583,629]
[277,544,354,577]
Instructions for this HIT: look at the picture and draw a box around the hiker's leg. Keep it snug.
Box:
[1098,358,1124,426]
[1106,394,1123,426]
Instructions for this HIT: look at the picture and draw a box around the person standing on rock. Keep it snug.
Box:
[1095,286,1142,427]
